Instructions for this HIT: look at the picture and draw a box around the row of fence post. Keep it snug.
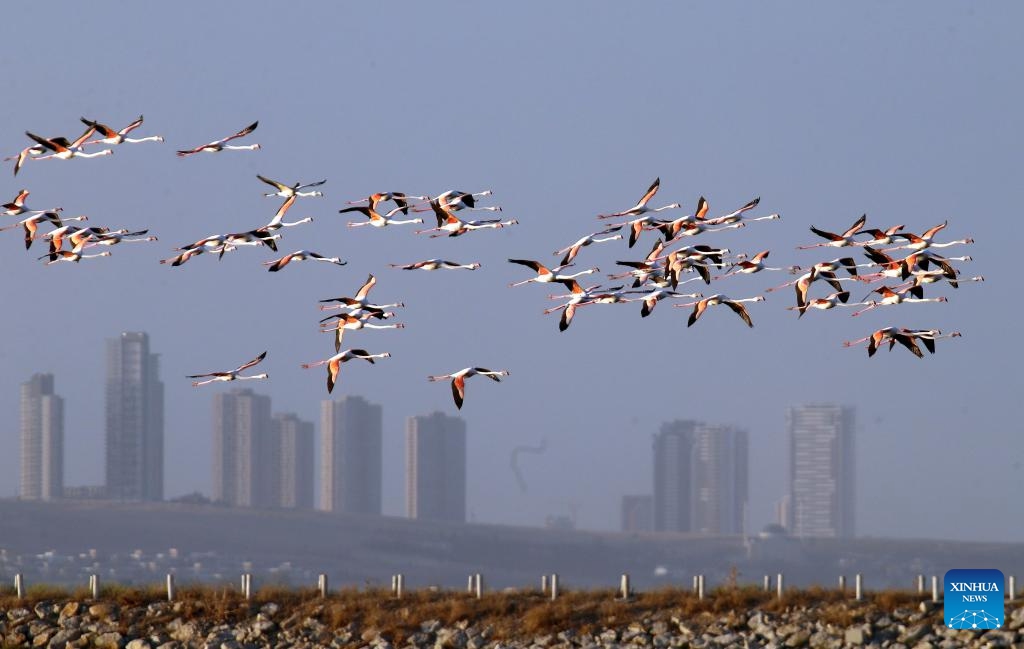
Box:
[7,571,1020,602]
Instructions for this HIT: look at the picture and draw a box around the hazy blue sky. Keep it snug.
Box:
[1,3,1020,541]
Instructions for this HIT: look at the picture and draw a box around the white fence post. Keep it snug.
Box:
[838,575,846,592]
[776,573,784,600]
[697,575,705,600]
[318,574,328,598]
[620,574,630,599]
[14,574,24,600]
[541,574,548,594]
[90,574,100,600]
[931,576,940,602]
[855,574,863,601]
[1009,575,1016,602]
[396,574,404,599]
[917,574,925,594]
[550,573,559,600]
[166,574,175,602]
[763,575,771,592]
[474,573,483,599]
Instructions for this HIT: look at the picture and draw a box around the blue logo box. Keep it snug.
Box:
[944,569,1005,629]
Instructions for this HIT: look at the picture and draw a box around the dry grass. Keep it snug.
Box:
[0,584,983,640]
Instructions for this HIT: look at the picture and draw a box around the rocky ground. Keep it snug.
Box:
[1,593,1023,648]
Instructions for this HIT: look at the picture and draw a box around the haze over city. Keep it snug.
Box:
[1,2,1021,545]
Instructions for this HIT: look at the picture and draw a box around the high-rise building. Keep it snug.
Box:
[652,420,697,532]
[321,396,382,514]
[20,373,63,501]
[406,411,466,522]
[105,332,164,501]
[212,389,274,508]
[691,424,748,535]
[787,403,855,538]
[273,412,314,509]
[620,494,654,532]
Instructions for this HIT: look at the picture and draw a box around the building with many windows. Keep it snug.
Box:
[787,403,855,538]
[20,373,63,501]
[406,411,466,522]
[105,332,164,501]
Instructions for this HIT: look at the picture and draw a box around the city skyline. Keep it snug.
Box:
[5,362,868,538]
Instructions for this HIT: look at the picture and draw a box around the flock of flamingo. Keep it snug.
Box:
[4,116,980,408]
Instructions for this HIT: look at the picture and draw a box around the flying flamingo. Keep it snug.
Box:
[674,294,766,328]
[320,313,405,352]
[718,251,789,278]
[347,191,427,215]
[319,274,402,310]
[797,214,867,249]
[341,204,424,228]
[895,329,962,355]
[893,269,984,295]
[390,259,481,271]
[263,250,346,272]
[1,212,88,249]
[843,327,921,357]
[80,115,163,146]
[544,280,626,331]
[25,128,113,163]
[439,190,500,212]
[220,230,281,256]
[622,287,703,317]
[554,228,623,266]
[301,349,390,394]
[187,351,269,387]
[3,189,62,217]
[597,177,682,220]
[253,195,312,235]
[41,225,110,261]
[256,174,325,198]
[160,246,235,267]
[5,145,47,176]
[176,121,260,157]
[38,249,112,265]
[881,221,973,252]
[508,259,598,288]
[784,291,861,318]
[415,212,518,238]
[854,224,905,247]
[81,229,158,248]
[427,367,510,410]
[850,286,948,317]
[411,190,499,215]
[701,197,773,226]
[642,196,707,242]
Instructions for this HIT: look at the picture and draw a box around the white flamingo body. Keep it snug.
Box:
[320,313,405,352]
[177,121,260,156]
[675,294,765,328]
[301,349,390,394]
[390,259,480,271]
[427,367,509,410]
[264,250,346,272]
[188,351,269,387]
[25,127,113,162]
[81,115,163,146]
[257,174,325,198]
[508,258,598,288]
[597,177,681,219]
